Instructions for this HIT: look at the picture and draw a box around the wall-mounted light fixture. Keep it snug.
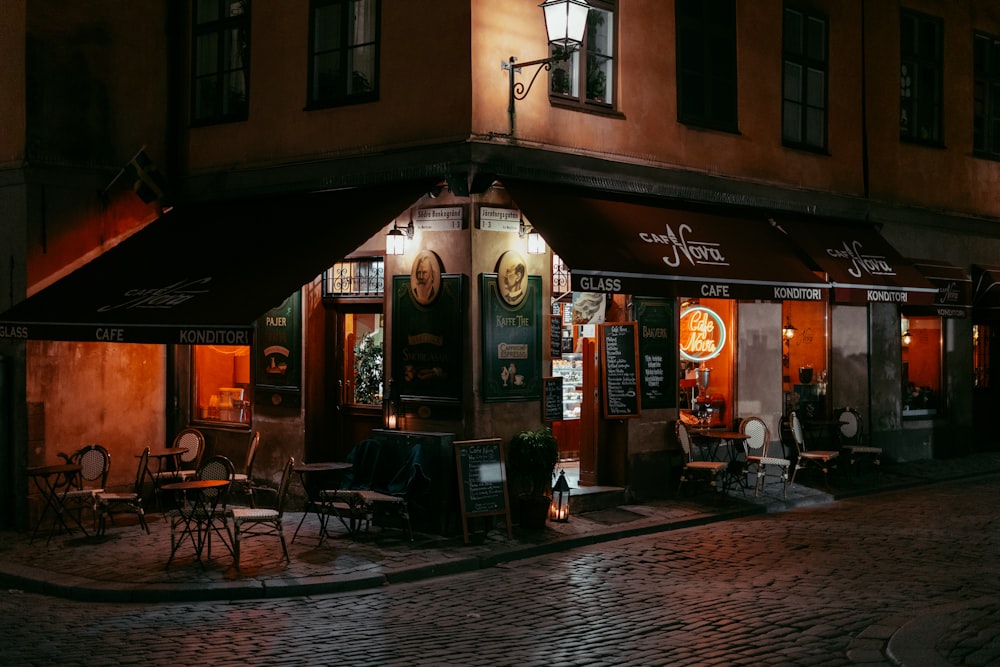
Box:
[782,316,797,368]
[519,217,546,254]
[385,216,415,256]
[502,0,590,136]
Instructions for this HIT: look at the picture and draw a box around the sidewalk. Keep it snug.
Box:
[3,451,999,606]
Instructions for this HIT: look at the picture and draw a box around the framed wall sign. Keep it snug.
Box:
[634,296,676,409]
[392,273,465,410]
[481,272,542,402]
[256,291,302,406]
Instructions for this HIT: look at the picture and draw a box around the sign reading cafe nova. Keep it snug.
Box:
[679,306,726,362]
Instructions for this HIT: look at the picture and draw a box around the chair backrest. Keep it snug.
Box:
[244,431,261,477]
[676,421,694,461]
[197,455,235,504]
[173,428,205,469]
[74,444,111,488]
[789,411,807,454]
[133,447,150,495]
[740,417,770,457]
[275,456,295,517]
[838,407,863,444]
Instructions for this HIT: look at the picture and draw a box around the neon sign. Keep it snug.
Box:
[679,306,726,362]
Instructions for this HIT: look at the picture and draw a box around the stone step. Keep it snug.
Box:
[568,485,627,514]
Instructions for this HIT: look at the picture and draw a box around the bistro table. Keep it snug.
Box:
[143,446,190,510]
[27,462,84,544]
[291,461,353,546]
[161,478,231,568]
[692,428,747,462]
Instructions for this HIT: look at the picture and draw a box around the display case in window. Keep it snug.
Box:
[552,353,583,420]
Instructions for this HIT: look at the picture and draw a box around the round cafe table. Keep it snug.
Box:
[27,463,84,544]
[292,461,354,545]
[161,478,230,568]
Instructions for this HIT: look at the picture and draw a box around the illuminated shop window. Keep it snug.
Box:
[901,315,941,415]
[345,313,384,406]
[974,324,991,389]
[194,345,251,424]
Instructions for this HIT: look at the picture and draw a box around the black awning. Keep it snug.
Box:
[774,219,937,305]
[973,264,1000,321]
[905,259,972,318]
[0,183,426,344]
[505,181,829,301]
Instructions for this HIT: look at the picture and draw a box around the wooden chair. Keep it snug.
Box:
[789,411,839,489]
[675,420,728,497]
[95,447,150,536]
[230,456,295,568]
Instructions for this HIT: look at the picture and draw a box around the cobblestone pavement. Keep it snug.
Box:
[1,471,997,666]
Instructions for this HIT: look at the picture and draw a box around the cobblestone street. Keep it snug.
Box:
[1,473,997,666]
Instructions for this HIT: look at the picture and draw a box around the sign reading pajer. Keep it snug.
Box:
[679,305,726,362]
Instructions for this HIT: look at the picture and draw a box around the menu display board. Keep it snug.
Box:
[453,438,512,544]
[599,322,641,418]
[634,297,676,410]
[543,376,563,422]
[549,314,562,359]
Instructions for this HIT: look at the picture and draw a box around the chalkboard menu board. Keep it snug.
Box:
[634,297,676,410]
[549,315,562,359]
[599,322,641,419]
[543,376,563,422]
[454,438,512,544]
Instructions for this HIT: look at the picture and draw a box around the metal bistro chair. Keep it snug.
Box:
[836,407,882,477]
[790,411,839,489]
[675,420,728,498]
[232,431,261,507]
[95,447,150,536]
[230,456,295,569]
[153,428,206,486]
[59,444,111,532]
[739,416,791,499]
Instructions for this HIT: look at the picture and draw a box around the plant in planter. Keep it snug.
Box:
[507,427,559,529]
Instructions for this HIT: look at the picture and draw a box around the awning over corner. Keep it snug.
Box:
[972,264,1000,321]
[505,181,829,301]
[0,183,427,344]
[905,259,972,318]
[773,219,937,306]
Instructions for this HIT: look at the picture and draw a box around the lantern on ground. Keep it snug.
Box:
[549,469,571,522]
[384,379,402,430]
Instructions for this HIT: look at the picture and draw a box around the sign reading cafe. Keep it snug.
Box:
[679,305,726,362]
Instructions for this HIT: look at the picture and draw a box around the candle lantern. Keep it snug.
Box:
[383,379,402,430]
[549,469,571,522]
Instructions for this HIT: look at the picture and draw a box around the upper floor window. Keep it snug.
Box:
[900,10,943,145]
[192,0,250,125]
[782,7,827,151]
[549,0,616,109]
[323,257,385,297]
[675,0,738,132]
[974,32,1000,159]
[308,0,379,108]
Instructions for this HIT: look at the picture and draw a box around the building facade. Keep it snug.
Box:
[3,0,1000,530]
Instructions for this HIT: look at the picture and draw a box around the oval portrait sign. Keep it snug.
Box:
[496,250,528,307]
[410,249,444,306]
[679,305,726,362]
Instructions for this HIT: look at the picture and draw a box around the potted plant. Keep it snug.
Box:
[507,427,559,529]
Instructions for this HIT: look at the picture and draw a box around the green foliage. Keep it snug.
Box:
[354,332,383,406]
[507,427,559,498]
